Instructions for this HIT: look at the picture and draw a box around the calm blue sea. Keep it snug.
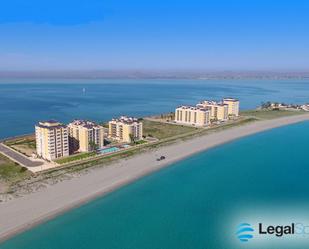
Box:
[1,121,309,249]
[1,79,309,138]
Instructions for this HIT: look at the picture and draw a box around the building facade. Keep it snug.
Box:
[223,98,240,117]
[174,106,210,126]
[108,116,143,143]
[68,120,104,153]
[197,101,228,121]
[35,120,69,161]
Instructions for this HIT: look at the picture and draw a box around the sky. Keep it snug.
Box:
[0,0,309,71]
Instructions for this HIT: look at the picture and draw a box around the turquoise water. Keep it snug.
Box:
[1,79,309,138]
[99,147,120,154]
[2,121,309,249]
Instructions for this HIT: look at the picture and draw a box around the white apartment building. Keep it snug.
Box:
[68,120,104,153]
[223,98,240,117]
[35,120,69,161]
[109,116,143,143]
[175,106,211,127]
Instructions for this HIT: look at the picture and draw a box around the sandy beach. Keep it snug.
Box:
[1,113,309,243]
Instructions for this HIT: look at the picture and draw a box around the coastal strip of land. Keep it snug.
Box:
[1,113,309,243]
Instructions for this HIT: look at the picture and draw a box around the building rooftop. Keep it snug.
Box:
[37,120,66,129]
[177,105,211,112]
[198,100,228,107]
[69,119,101,129]
[223,98,239,102]
[110,116,140,124]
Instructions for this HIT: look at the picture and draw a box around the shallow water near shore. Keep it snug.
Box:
[1,79,309,138]
[1,121,309,249]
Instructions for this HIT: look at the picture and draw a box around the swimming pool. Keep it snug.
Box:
[99,147,120,154]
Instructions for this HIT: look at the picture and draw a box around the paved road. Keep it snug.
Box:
[0,143,43,167]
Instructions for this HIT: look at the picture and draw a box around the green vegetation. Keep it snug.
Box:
[148,112,175,121]
[55,152,96,164]
[5,136,36,148]
[129,133,135,144]
[4,136,36,157]
[204,118,257,133]
[66,149,137,170]
[133,140,147,145]
[89,141,99,151]
[11,149,140,192]
[241,109,307,120]
[142,119,198,140]
[100,122,109,128]
[0,154,31,185]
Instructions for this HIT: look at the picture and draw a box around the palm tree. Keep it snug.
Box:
[89,141,99,151]
[129,133,135,144]
[261,101,271,109]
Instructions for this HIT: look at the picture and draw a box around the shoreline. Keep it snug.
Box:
[1,114,309,244]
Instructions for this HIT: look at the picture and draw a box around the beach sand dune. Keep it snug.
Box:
[1,114,309,243]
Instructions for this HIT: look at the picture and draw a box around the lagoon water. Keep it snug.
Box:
[1,121,309,249]
[1,79,309,138]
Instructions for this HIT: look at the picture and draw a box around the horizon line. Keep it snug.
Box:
[0,69,309,80]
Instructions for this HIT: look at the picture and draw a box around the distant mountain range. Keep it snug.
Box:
[0,70,308,80]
